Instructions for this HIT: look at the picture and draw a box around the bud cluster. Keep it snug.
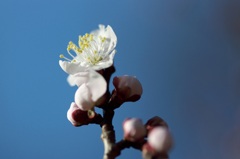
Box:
[122,117,173,159]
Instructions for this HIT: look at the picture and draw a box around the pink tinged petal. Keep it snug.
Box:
[67,102,88,126]
[67,102,78,125]
[85,70,107,102]
[148,127,173,153]
[123,118,146,142]
[67,71,94,87]
[74,84,94,111]
[68,70,107,97]
[113,75,143,101]
[59,60,86,75]
[69,71,91,87]
[73,70,106,110]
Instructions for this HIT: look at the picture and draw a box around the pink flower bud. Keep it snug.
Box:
[123,118,146,142]
[67,102,92,126]
[148,127,173,153]
[113,75,143,102]
[145,116,168,132]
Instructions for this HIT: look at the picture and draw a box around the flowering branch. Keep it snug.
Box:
[58,25,173,159]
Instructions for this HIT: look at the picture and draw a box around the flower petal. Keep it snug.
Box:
[59,60,86,75]
[91,25,117,56]
[68,70,107,93]
[68,72,90,87]
[91,24,106,37]
[67,75,77,87]
[67,102,81,126]
[86,70,107,102]
[74,84,94,111]
[101,25,117,56]
[106,25,117,49]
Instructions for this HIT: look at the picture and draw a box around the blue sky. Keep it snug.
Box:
[1,0,240,159]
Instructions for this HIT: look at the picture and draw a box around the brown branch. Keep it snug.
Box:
[101,124,116,159]
[101,109,116,159]
[110,139,147,158]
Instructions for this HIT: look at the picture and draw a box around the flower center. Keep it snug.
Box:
[60,33,108,66]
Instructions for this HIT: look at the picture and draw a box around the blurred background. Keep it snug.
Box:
[0,0,240,159]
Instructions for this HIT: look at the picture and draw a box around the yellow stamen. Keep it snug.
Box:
[89,34,93,41]
[59,54,64,58]
[61,31,107,66]
[59,54,71,61]
[101,37,106,43]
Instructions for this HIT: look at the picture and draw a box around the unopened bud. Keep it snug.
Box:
[67,102,91,126]
[145,116,168,132]
[113,75,143,102]
[148,127,173,153]
[123,118,146,142]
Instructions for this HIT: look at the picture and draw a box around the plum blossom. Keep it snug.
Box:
[59,24,117,75]
[123,118,146,142]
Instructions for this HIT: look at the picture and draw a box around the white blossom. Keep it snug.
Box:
[59,24,117,74]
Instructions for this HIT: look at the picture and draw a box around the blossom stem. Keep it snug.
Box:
[90,113,104,126]
[103,65,116,85]
[101,109,116,159]
[112,139,147,156]
[107,91,124,109]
